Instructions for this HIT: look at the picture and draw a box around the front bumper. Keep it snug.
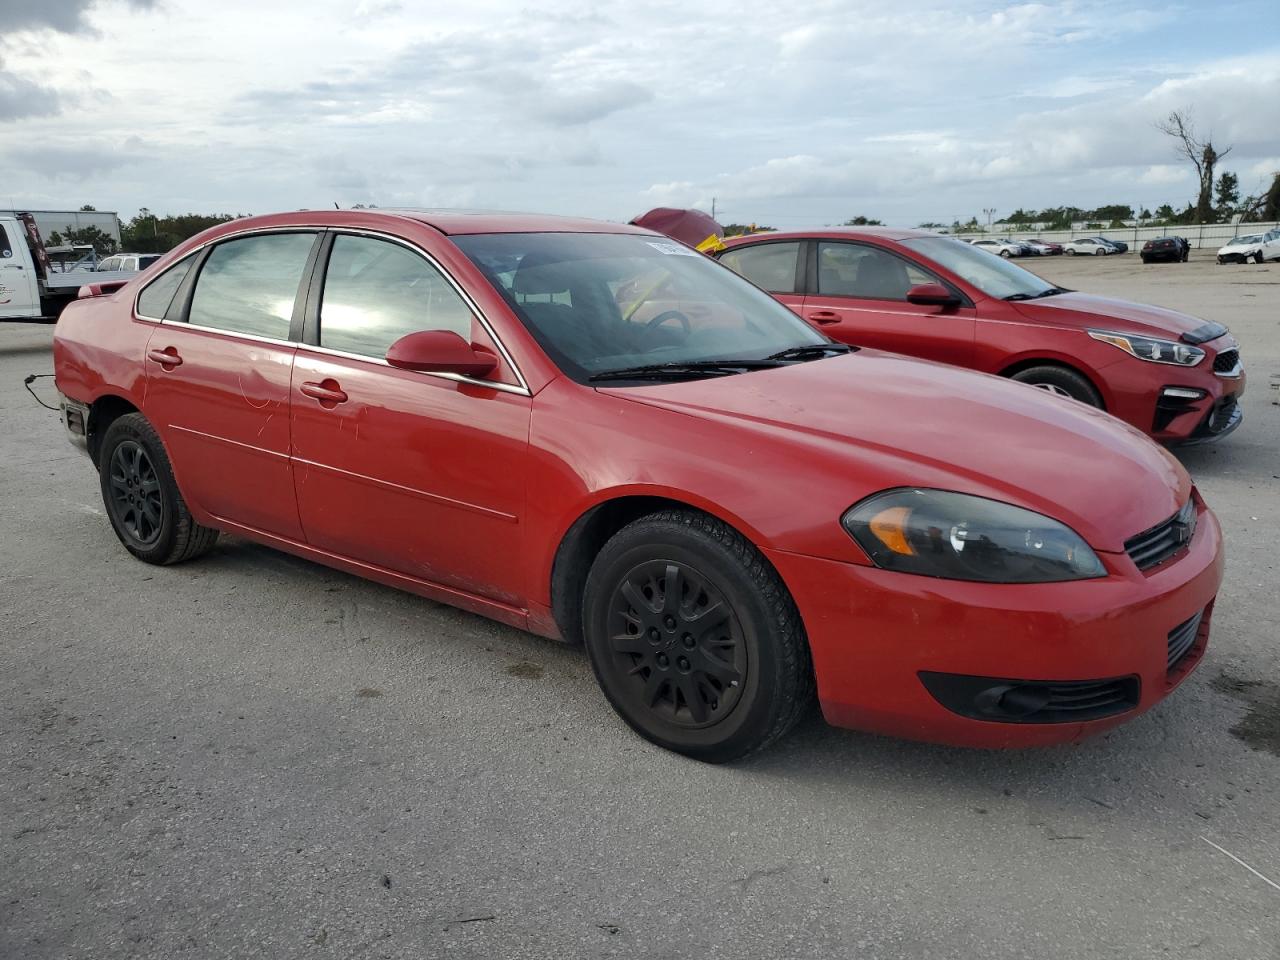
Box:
[764,500,1223,748]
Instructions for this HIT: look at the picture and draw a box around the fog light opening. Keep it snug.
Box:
[975,683,1051,719]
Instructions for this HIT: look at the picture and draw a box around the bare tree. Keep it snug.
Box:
[1156,109,1232,224]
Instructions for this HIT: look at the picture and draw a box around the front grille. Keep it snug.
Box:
[1167,609,1204,672]
[1213,349,1239,373]
[1125,501,1196,571]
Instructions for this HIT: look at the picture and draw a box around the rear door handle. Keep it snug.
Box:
[300,379,348,406]
[147,347,183,367]
[808,310,840,325]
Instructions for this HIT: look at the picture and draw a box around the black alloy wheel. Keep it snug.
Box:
[582,510,813,762]
[106,439,163,546]
[98,413,220,564]
[605,558,746,728]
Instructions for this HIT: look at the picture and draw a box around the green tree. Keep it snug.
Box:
[120,211,245,253]
[841,216,883,226]
[1261,172,1280,221]
[1153,204,1177,223]
[1215,171,1239,217]
[46,225,117,255]
[721,223,775,237]
[1090,204,1133,222]
[79,204,97,212]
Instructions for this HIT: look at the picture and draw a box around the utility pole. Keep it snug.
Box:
[711,197,717,220]
[983,207,996,232]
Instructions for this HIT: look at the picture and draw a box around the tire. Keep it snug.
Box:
[1142,256,1151,264]
[98,413,219,565]
[582,509,813,763]
[1009,365,1103,407]
[1254,252,1264,264]
[1000,249,1011,258]
[1066,248,1077,255]
[1094,248,1104,256]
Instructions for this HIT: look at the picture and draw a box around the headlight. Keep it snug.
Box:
[1089,329,1205,366]
[842,488,1106,584]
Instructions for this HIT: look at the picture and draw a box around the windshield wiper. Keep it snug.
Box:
[1005,286,1070,302]
[764,342,854,361]
[588,359,783,383]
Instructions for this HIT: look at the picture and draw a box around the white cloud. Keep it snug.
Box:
[0,0,1274,225]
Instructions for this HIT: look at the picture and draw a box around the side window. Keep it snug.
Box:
[718,242,801,294]
[319,234,475,359]
[136,254,196,320]
[1,226,14,259]
[816,242,934,301]
[100,257,118,271]
[188,232,316,339]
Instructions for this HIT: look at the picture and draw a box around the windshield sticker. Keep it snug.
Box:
[646,241,698,257]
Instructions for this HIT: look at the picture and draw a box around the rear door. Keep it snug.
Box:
[716,240,805,316]
[289,231,531,604]
[0,220,39,319]
[142,230,319,539]
[800,240,976,365]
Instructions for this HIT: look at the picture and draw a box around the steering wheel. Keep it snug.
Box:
[645,309,691,336]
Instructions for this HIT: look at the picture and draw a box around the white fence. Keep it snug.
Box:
[964,220,1279,251]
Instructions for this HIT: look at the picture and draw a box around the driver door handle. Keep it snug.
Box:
[808,310,840,325]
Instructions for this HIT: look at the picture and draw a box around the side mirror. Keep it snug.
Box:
[385,329,498,378]
[905,282,960,307]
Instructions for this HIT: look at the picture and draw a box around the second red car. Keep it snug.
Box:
[717,228,1244,444]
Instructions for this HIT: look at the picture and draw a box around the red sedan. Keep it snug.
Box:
[717,228,1244,444]
[54,210,1221,761]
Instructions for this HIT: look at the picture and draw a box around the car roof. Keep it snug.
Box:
[368,208,651,236]
[721,226,946,247]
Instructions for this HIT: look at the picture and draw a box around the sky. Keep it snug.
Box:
[1,0,1278,227]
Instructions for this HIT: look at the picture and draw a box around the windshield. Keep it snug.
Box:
[900,237,1056,300]
[453,232,827,383]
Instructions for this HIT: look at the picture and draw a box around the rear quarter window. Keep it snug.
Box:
[718,241,801,294]
[187,232,316,339]
[136,254,196,320]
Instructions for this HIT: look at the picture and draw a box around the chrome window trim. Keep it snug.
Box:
[137,223,531,396]
[294,341,532,396]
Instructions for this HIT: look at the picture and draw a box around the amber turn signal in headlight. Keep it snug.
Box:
[843,488,1106,583]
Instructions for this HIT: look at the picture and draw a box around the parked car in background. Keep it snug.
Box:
[716,227,1244,445]
[970,238,1027,258]
[97,253,161,272]
[1215,233,1273,264]
[53,208,1225,760]
[1063,238,1113,256]
[1262,228,1280,261]
[1019,238,1063,255]
[1142,236,1190,264]
[1096,237,1128,254]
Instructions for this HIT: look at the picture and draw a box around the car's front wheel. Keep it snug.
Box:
[98,413,219,564]
[1254,251,1265,264]
[582,509,813,763]
[1009,365,1103,407]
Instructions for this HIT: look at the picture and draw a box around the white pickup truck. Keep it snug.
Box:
[1,213,139,323]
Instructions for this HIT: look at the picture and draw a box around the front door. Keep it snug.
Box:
[289,232,531,605]
[0,220,39,319]
[143,230,318,539]
[801,240,976,366]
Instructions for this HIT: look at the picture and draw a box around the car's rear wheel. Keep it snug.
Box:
[1000,249,1011,258]
[1009,365,1103,407]
[1094,248,1105,256]
[582,509,813,763]
[99,413,219,565]
[1066,248,1076,255]
[1254,251,1265,264]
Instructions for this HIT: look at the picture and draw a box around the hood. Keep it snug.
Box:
[601,352,1188,553]
[1011,291,1223,341]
